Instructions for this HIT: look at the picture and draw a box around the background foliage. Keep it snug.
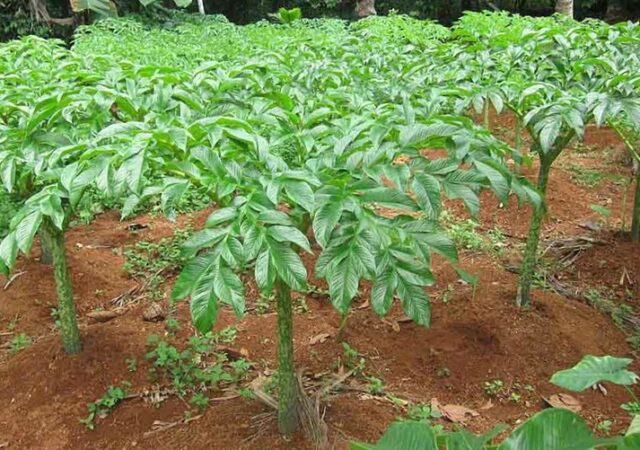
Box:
[2,0,638,41]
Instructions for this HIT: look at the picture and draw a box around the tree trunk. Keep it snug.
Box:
[631,168,640,242]
[555,0,573,17]
[196,0,205,15]
[275,279,299,434]
[605,0,627,23]
[516,160,552,308]
[28,0,51,22]
[355,0,376,19]
[41,218,82,354]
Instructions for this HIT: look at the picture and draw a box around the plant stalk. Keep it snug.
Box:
[41,218,82,354]
[39,229,53,265]
[337,312,349,342]
[632,168,640,243]
[514,118,523,174]
[516,159,552,308]
[275,279,299,434]
[483,100,490,129]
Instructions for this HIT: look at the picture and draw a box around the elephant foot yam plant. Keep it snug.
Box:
[158,113,536,433]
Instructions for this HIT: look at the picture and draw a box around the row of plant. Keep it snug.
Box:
[0,12,638,436]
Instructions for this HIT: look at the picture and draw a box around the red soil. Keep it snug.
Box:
[0,116,638,449]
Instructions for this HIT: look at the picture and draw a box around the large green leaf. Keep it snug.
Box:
[444,425,507,450]
[396,275,431,326]
[70,0,117,15]
[498,409,602,450]
[349,421,438,450]
[0,233,18,270]
[411,173,441,219]
[327,256,360,314]
[213,265,245,318]
[15,211,43,254]
[172,253,217,301]
[269,242,307,291]
[313,200,343,248]
[550,355,639,392]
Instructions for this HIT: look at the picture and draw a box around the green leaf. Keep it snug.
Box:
[15,211,43,254]
[1,159,16,193]
[313,200,343,248]
[455,267,478,286]
[205,208,238,228]
[70,0,116,16]
[120,194,141,219]
[411,174,441,219]
[0,233,18,270]
[474,161,509,204]
[268,225,312,253]
[183,228,227,254]
[359,187,417,210]
[214,265,245,318]
[550,355,639,391]
[396,276,431,327]
[539,120,561,153]
[418,233,458,262]
[40,194,65,230]
[327,257,360,314]
[444,425,508,450]
[627,415,640,436]
[255,250,276,294]
[190,271,218,334]
[269,242,307,291]
[172,253,216,301]
[498,409,600,450]
[371,263,396,317]
[350,421,438,450]
[284,180,314,213]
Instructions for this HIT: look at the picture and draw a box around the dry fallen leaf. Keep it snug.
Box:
[544,393,582,412]
[86,310,119,323]
[142,303,166,322]
[480,399,494,410]
[309,333,331,345]
[382,319,400,333]
[440,404,480,424]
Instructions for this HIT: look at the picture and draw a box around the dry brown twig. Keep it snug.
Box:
[3,271,26,291]
[143,414,203,437]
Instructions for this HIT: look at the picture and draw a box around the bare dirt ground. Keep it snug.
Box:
[0,114,638,449]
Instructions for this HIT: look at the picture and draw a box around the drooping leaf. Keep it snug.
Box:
[15,211,43,254]
[550,355,639,392]
[269,242,307,291]
[313,199,343,248]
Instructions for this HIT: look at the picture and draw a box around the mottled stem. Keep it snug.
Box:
[41,218,82,354]
[275,279,298,434]
[516,160,551,308]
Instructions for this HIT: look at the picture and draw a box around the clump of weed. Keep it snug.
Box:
[145,327,249,397]
[81,381,131,430]
[123,228,193,300]
[9,333,30,353]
